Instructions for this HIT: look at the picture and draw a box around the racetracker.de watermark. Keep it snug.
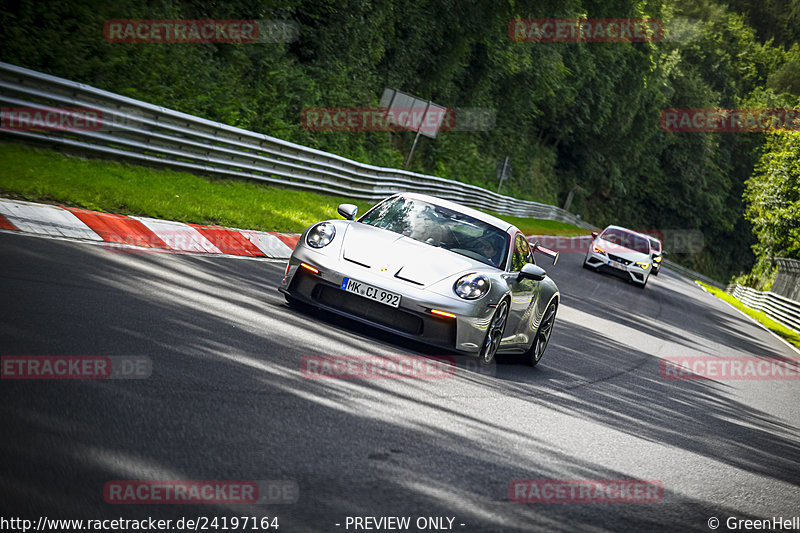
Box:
[660,108,800,132]
[103,480,298,504]
[1,356,151,379]
[509,479,663,503]
[510,18,664,42]
[300,107,495,133]
[1,107,102,131]
[0,107,153,133]
[103,19,299,43]
[102,231,227,254]
[660,356,800,380]
[301,355,461,379]
[529,229,704,254]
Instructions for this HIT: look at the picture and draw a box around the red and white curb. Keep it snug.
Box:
[0,198,300,259]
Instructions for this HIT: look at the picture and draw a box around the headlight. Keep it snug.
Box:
[454,273,490,300]
[635,261,650,269]
[306,222,336,248]
[653,256,662,263]
[592,244,606,254]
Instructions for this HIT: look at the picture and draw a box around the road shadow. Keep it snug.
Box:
[1,234,798,531]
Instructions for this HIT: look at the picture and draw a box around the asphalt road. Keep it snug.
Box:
[1,231,799,532]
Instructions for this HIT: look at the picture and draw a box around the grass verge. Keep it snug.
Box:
[698,281,800,350]
[0,142,590,235]
[0,143,374,232]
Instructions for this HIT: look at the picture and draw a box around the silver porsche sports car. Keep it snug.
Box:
[279,193,560,366]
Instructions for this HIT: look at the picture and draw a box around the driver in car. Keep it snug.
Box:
[476,234,504,267]
[408,207,444,245]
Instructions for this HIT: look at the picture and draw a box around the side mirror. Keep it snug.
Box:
[338,204,358,220]
[519,263,547,282]
[591,231,598,239]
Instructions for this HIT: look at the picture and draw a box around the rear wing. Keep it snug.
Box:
[531,241,559,265]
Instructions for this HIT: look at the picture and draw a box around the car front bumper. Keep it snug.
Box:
[279,249,498,355]
[584,250,650,284]
[652,258,662,273]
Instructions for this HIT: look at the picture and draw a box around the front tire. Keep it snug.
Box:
[527,301,557,367]
[478,299,509,366]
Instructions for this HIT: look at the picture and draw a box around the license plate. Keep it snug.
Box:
[341,277,401,308]
[608,260,626,270]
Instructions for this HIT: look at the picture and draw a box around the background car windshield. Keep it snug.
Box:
[601,228,650,254]
[359,197,509,268]
[649,238,662,252]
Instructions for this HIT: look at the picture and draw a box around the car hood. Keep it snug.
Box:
[341,223,485,286]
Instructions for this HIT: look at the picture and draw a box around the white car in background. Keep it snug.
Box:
[583,225,653,288]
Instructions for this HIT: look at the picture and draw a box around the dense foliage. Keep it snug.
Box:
[740,127,800,288]
[2,0,798,282]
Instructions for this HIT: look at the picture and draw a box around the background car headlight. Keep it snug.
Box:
[635,261,650,269]
[306,222,336,248]
[454,273,490,299]
[653,256,662,263]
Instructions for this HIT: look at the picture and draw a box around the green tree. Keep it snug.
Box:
[742,126,800,288]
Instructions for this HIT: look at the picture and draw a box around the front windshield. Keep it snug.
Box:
[359,197,509,269]
[600,228,651,255]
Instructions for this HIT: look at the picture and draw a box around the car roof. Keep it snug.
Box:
[602,225,651,240]
[390,192,517,234]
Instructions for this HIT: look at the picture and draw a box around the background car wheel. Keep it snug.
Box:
[479,299,508,366]
[527,301,557,367]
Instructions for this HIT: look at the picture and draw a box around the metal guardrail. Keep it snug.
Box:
[773,258,800,302]
[0,61,594,227]
[725,283,800,333]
